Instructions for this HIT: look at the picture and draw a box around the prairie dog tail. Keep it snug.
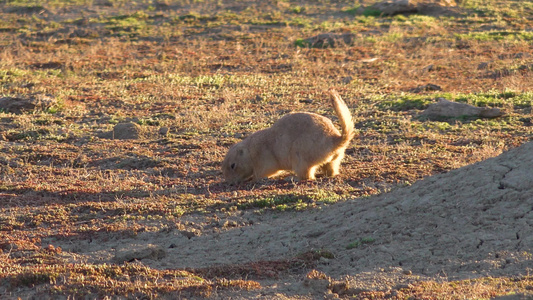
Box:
[329,89,355,148]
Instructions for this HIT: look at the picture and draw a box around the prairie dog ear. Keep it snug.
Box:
[237,149,244,155]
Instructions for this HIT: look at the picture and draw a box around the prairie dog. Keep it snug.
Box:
[222,89,355,184]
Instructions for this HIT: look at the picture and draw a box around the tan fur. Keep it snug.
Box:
[222,89,355,184]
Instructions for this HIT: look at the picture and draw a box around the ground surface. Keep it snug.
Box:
[0,0,532,299]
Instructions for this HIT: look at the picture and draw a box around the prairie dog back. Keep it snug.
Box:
[222,89,354,184]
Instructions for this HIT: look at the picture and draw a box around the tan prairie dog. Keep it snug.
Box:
[222,89,355,184]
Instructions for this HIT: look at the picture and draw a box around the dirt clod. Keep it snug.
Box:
[114,244,166,263]
[112,122,143,140]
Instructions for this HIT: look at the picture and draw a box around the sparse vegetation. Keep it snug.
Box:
[0,0,532,298]
[346,237,376,249]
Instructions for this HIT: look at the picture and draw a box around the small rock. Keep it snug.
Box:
[301,32,354,48]
[409,83,441,93]
[370,0,417,15]
[421,98,503,119]
[114,244,166,263]
[393,283,414,290]
[159,126,169,136]
[319,256,331,264]
[30,62,62,70]
[112,122,143,140]
[341,76,353,84]
[359,57,379,63]
[329,281,372,296]
[422,64,435,72]
[219,220,239,228]
[70,28,92,38]
[477,61,491,70]
[180,229,201,239]
[252,95,264,103]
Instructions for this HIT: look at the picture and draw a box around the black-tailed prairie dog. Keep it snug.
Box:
[222,89,355,184]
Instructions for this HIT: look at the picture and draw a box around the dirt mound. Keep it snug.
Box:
[369,0,460,16]
[422,98,504,119]
[112,122,144,140]
[51,142,533,297]
[161,141,532,276]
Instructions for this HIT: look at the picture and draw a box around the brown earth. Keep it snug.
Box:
[1,0,532,298]
[46,141,533,298]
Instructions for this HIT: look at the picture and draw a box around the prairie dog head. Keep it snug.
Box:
[222,143,253,184]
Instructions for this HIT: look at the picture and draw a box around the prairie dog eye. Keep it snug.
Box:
[230,163,235,169]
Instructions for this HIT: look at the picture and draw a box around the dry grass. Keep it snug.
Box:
[0,0,532,298]
[332,276,533,299]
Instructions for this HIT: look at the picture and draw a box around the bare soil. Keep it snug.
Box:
[45,141,533,299]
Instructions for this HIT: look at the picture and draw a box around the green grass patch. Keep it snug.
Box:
[378,91,533,113]
[0,68,31,82]
[13,271,59,286]
[342,5,361,16]
[290,6,305,14]
[455,31,533,41]
[105,11,149,33]
[346,237,375,249]
[239,194,306,211]
[378,95,433,111]
[294,38,311,48]
[362,8,382,17]
[193,74,231,88]
[455,90,533,108]
[5,0,94,10]
[239,190,343,211]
